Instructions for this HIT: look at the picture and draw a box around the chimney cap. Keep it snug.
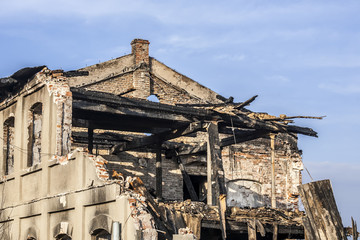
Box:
[131,39,150,45]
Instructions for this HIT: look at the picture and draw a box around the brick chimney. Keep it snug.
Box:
[131,39,151,98]
[131,39,150,65]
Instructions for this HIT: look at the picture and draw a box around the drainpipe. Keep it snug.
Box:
[112,222,120,240]
[270,133,276,208]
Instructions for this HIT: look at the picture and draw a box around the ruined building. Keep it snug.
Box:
[0,39,319,239]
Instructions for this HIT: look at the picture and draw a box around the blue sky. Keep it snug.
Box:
[1,0,359,226]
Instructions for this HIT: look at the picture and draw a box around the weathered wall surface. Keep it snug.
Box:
[0,150,156,239]
[222,133,303,210]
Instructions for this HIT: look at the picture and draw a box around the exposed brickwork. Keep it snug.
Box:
[45,74,72,156]
[84,73,134,96]
[222,133,303,210]
[131,39,150,65]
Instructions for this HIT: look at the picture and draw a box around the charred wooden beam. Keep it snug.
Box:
[111,121,205,154]
[72,117,173,134]
[72,131,134,143]
[71,88,212,118]
[221,113,318,137]
[263,115,325,121]
[88,127,93,154]
[173,129,270,157]
[234,95,258,110]
[73,99,192,123]
[298,179,347,240]
[207,122,227,240]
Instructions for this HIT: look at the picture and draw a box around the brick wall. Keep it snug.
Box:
[222,133,302,210]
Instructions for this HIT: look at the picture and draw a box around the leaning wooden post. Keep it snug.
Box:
[270,133,276,208]
[155,142,162,200]
[207,122,227,240]
[298,179,347,240]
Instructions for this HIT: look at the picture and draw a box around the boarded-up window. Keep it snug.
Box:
[27,103,42,167]
[3,117,15,175]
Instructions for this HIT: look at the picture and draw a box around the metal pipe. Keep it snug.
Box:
[112,221,120,240]
[270,133,276,208]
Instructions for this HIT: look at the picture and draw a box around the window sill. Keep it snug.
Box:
[21,164,42,177]
[0,174,15,183]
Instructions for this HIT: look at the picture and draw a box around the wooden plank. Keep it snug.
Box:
[298,179,347,240]
[247,219,257,240]
[177,157,199,201]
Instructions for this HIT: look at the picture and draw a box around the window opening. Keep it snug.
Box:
[27,103,42,167]
[183,175,207,202]
[3,117,15,175]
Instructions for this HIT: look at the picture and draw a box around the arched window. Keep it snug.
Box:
[3,117,15,175]
[27,103,42,167]
[91,229,111,240]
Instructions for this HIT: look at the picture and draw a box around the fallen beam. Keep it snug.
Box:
[298,179,347,240]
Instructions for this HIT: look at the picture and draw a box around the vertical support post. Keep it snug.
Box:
[88,127,93,154]
[206,135,213,205]
[270,133,276,208]
[207,122,227,240]
[156,142,162,200]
